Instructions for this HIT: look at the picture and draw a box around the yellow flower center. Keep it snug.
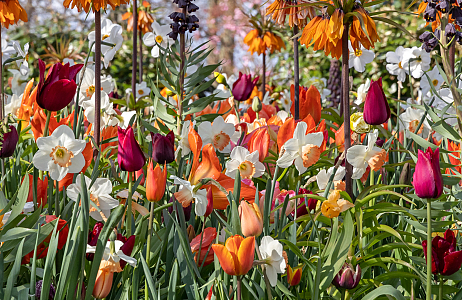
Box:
[238,160,256,179]
[155,35,163,44]
[409,119,423,134]
[354,49,362,57]
[213,131,231,151]
[432,79,439,86]
[89,194,101,213]
[86,85,96,97]
[102,34,110,40]
[138,89,145,95]
[50,145,73,168]
[398,62,403,69]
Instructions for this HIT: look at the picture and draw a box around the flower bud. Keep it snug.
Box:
[146,160,167,202]
[238,201,263,237]
[363,78,390,125]
[0,125,18,158]
[118,126,146,172]
[252,96,262,113]
[151,131,175,164]
[214,72,226,84]
[287,265,302,286]
[332,262,361,289]
[187,224,196,243]
[232,72,259,102]
[350,112,371,134]
[413,147,443,199]
[166,88,175,96]
[204,187,214,218]
[93,269,114,299]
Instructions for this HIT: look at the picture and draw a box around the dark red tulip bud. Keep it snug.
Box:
[413,147,443,199]
[333,262,361,289]
[375,137,385,147]
[87,222,104,261]
[363,78,390,125]
[291,188,316,218]
[204,187,214,218]
[118,126,146,172]
[151,131,175,164]
[422,229,462,276]
[0,125,18,158]
[119,235,136,269]
[37,59,83,112]
[232,72,259,102]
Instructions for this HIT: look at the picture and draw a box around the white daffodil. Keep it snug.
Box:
[78,68,114,102]
[170,175,208,216]
[198,116,236,153]
[354,78,371,105]
[276,122,324,174]
[261,91,271,105]
[386,46,408,82]
[119,111,137,129]
[86,240,137,268]
[346,130,386,179]
[401,46,431,79]
[348,42,374,73]
[81,91,117,128]
[434,88,459,127]
[277,110,289,123]
[12,41,29,76]
[420,65,443,96]
[125,81,151,99]
[280,89,291,112]
[88,19,123,69]
[67,175,119,221]
[143,21,173,58]
[259,236,286,287]
[63,58,75,66]
[4,93,22,117]
[32,125,86,181]
[2,38,16,64]
[10,69,29,95]
[399,107,431,137]
[402,89,428,110]
[225,146,265,179]
[176,121,191,157]
[317,166,346,190]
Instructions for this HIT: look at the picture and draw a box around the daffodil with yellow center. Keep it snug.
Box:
[143,21,173,58]
[226,146,265,179]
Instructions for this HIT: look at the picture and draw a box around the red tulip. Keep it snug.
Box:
[422,229,462,276]
[204,187,214,218]
[413,147,443,199]
[25,174,48,207]
[151,131,175,164]
[118,126,146,172]
[363,78,390,125]
[190,227,217,267]
[0,125,18,158]
[37,59,83,112]
[232,72,259,102]
[287,265,302,286]
[86,222,104,261]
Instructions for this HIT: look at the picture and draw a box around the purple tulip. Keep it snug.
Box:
[232,72,259,102]
[413,147,443,199]
[118,126,146,172]
[0,125,18,158]
[37,59,83,112]
[363,78,390,125]
[422,229,462,276]
[151,131,175,164]
[36,280,56,300]
[332,263,361,289]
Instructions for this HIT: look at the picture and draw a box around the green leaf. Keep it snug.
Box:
[41,221,60,300]
[4,239,24,300]
[362,285,405,300]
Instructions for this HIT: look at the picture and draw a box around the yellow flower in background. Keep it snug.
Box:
[321,190,354,219]
[350,112,371,134]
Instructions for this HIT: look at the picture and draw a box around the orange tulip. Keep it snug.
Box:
[101,126,118,157]
[93,269,114,299]
[146,160,167,202]
[205,173,258,210]
[290,85,322,123]
[277,117,295,150]
[239,201,263,237]
[25,174,48,207]
[287,265,302,286]
[212,235,255,276]
[248,127,270,163]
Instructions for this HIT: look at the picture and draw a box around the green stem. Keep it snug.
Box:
[439,276,443,300]
[145,201,154,300]
[127,174,133,235]
[55,180,59,217]
[43,110,51,138]
[427,198,432,300]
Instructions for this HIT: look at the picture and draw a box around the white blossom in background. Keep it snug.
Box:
[354,78,371,105]
[386,46,408,82]
[125,81,151,99]
[348,42,374,73]
[12,41,29,76]
[2,38,16,64]
[4,93,22,116]
[399,107,431,137]
[317,166,346,190]
[143,21,174,58]
[401,46,431,79]
[170,176,208,216]
[10,69,29,95]
[420,65,443,96]
[88,19,123,69]
[79,68,114,102]
[198,116,235,153]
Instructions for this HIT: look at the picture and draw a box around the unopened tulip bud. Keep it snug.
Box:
[332,262,361,289]
[0,125,18,158]
[151,131,175,164]
[413,147,443,199]
[238,201,263,237]
[93,270,114,299]
[363,78,390,125]
[214,72,226,84]
[187,224,196,243]
[204,187,214,218]
[36,280,56,300]
[252,96,262,113]
[271,92,280,99]
[146,160,167,202]
[399,162,411,185]
[232,72,259,102]
[287,265,302,286]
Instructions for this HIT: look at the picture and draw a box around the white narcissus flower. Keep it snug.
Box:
[12,41,29,76]
[420,65,443,96]
[402,89,428,110]
[81,91,117,128]
[399,107,431,137]
[4,93,23,117]
[276,121,324,174]
[119,111,137,129]
[78,68,114,102]
[307,77,331,101]
[67,175,119,221]
[198,116,236,153]
[2,38,16,64]
[346,130,387,179]
[354,78,371,105]
[259,236,286,287]
[385,46,408,82]
[280,89,291,113]
[348,42,374,73]
[143,21,174,58]
[176,121,191,157]
[401,46,431,79]
[434,88,458,127]
[86,240,137,268]
[170,175,208,216]
[32,125,86,181]
[125,81,151,99]
[10,69,29,95]
[317,166,346,190]
[225,146,265,179]
[88,19,123,69]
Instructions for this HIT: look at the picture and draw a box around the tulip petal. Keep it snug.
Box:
[212,244,237,276]
[442,250,462,276]
[237,236,255,275]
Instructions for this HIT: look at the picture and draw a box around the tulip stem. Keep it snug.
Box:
[439,276,444,300]
[127,174,133,235]
[43,110,51,138]
[145,201,154,300]
[236,276,242,300]
[427,198,432,300]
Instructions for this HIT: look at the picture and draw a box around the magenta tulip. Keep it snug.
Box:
[332,262,361,289]
[232,72,259,102]
[118,126,146,172]
[151,131,175,164]
[413,147,443,199]
[363,78,390,125]
[422,229,462,276]
[37,59,83,112]
[0,125,18,158]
